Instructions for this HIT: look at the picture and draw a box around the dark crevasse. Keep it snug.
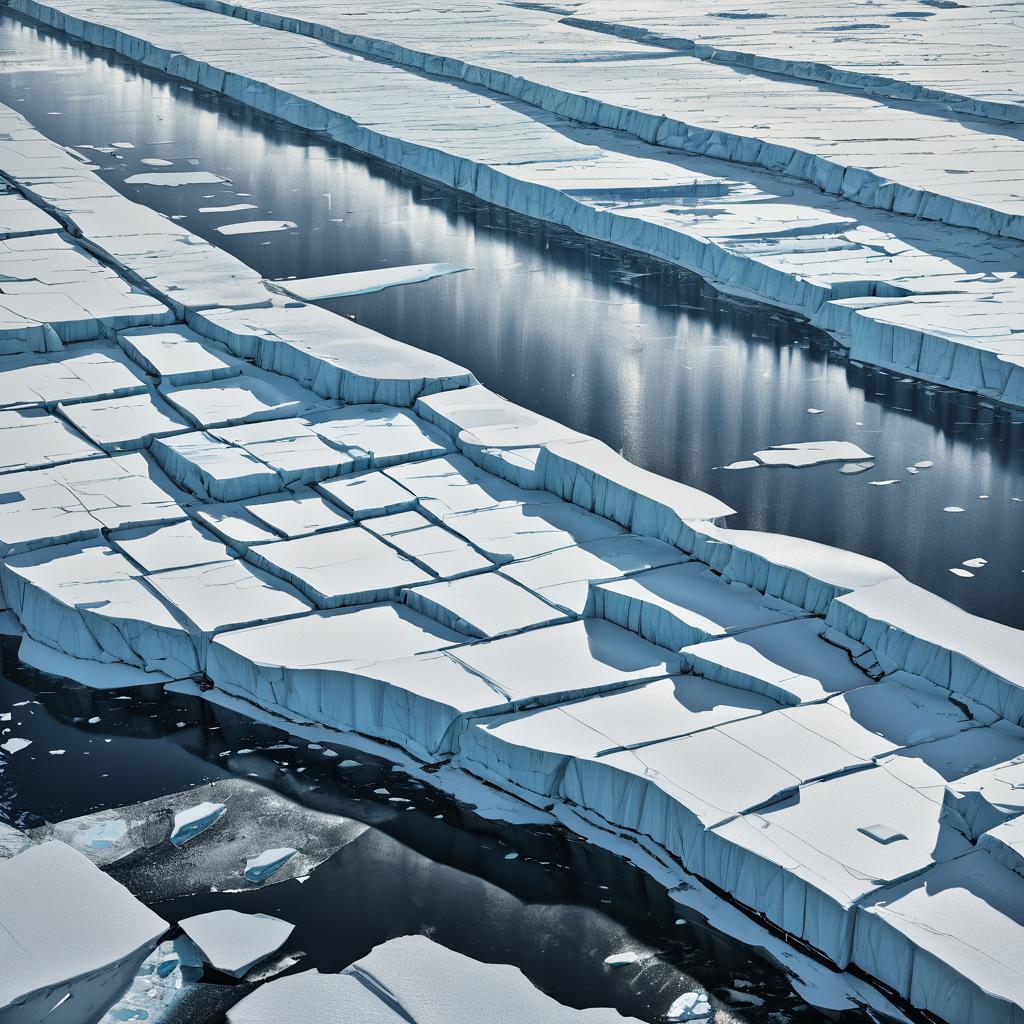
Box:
[0,13,1021,626]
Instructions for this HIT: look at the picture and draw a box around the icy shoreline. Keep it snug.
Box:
[0,28,1022,1024]
[8,0,1024,409]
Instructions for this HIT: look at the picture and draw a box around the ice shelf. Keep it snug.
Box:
[0,57,1021,1024]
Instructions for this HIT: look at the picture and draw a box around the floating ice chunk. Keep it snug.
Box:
[139,157,172,166]
[404,572,567,639]
[198,203,258,213]
[249,526,431,607]
[125,171,226,186]
[963,557,988,568]
[944,506,966,513]
[117,325,240,387]
[273,263,467,300]
[243,847,296,883]
[216,220,296,235]
[59,391,191,452]
[950,567,974,577]
[317,469,418,520]
[751,441,872,467]
[603,952,642,967]
[0,842,166,1024]
[806,408,824,415]
[868,479,900,486]
[1,736,31,754]
[720,460,758,470]
[179,910,293,978]
[839,462,874,474]
[83,818,127,850]
[914,461,934,469]
[667,991,711,1021]
[170,801,226,846]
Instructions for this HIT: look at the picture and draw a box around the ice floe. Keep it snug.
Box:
[179,910,293,977]
[273,263,468,300]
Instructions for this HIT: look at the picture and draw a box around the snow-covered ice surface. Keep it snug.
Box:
[179,910,293,977]
[272,263,468,300]
[228,935,646,1023]
[0,29,1021,1024]
[14,0,1024,408]
[0,841,166,1023]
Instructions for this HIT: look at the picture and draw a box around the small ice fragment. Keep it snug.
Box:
[1,737,31,754]
[84,819,128,849]
[944,506,966,513]
[914,460,934,469]
[140,157,173,166]
[857,824,907,844]
[839,461,874,474]
[49,749,65,755]
[0,713,9,722]
[906,467,919,475]
[720,460,759,471]
[504,852,519,860]
[198,203,258,213]
[216,220,296,236]
[950,568,974,578]
[805,408,824,414]
[307,744,322,751]
[604,951,641,966]
[963,558,988,568]
[374,788,390,796]
[170,801,226,846]
[125,171,226,186]
[869,479,900,486]
[243,847,297,883]
[322,749,338,758]
[338,759,360,768]
[979,494,990,499]
[112,142,134,149]
[667,990,712,1020]
[88,716,101,724]
[272,263,468,300]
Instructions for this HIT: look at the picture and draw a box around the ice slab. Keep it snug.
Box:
[145,558,312,657]
[455,674,781,804]
[306,405,451,468]
[243,847,296,883]
[502,534,688,616]
[0,841,166,1024]
[705,765,973,967]
[825,577,1024,725]
[179,910,293,977]
[750,441,873,468]
[0,345,150,410]
[111,518,232,573]
[404,572,568,639]
[0,406,100,471]
[855,850,1024,1024]
[213,417,359,486]
[170,801,226,846]
[125,171,226,187]
[680,617,872,706]
[247,527,431,608]
[947,754,1024,841]
[193,502,279,550]
[317,468,418,520]
[242,492,351,538]
[588,562,805,651]
[59,390,191,451]
[979,816,1024,880]
[0,187,60,239]
[162,369,332,429]
[117,324,241,386]
[362,510,494,579]
[151,431,285,502]
[1,539,199,677]
[227,970,407,1024]
[273,263,467,300]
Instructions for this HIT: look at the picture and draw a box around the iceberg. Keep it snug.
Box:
[170,801,227,846]
[0,841,166,1024]
[179,910,293,976]
[229,935,646,1023]
[243,847,297,883]
[272,263,467,300]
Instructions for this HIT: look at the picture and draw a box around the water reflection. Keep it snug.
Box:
[0,12,1020,626]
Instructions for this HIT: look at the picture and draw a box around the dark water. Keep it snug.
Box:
[0,13,1021,627]
[0,647,893,1023]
